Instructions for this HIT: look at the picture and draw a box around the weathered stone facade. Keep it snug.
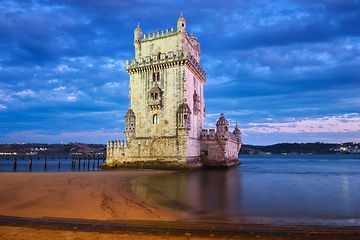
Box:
[201,115,242,168]
[103,14,242,170]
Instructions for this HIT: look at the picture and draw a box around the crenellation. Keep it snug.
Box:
[140,28,178,42]
[209,129,215,139]
[126,52,206,80]
[202,129,208,139]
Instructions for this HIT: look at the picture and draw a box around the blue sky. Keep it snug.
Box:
[0,0,359,145]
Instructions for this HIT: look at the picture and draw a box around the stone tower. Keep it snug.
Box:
[104,14,242,170]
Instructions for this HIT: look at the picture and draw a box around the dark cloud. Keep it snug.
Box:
[0,0,359,144]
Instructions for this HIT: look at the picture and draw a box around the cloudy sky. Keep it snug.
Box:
[1,0,359,145]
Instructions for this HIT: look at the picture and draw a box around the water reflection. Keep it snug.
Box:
[131,168,242,221]
[132,155,360,225]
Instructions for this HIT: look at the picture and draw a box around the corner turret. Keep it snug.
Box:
[233,123,242,143]
[177,13,187,33]
[124,109,136,141]
[134,23,143,58]
[216,113,229,134]
[134,23,143,42]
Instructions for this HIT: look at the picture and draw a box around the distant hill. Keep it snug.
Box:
[1,142,359,155]
[239,142,359,155]
[0,142,107,155]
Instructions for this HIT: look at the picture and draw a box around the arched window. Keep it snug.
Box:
[152,72,160,81]
[153,114,159,124]
[150,93,159,100]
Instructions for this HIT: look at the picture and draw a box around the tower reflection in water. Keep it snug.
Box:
[131,167,243,221]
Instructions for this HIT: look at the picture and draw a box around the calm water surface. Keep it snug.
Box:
[131,155,360,226]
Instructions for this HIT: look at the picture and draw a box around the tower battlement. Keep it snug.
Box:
[141,28,177,41]
[201,129,242,142]
[139,28,199,50]
[126,51,206,80]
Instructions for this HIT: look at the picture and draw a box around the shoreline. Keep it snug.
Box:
[0,170,359,239]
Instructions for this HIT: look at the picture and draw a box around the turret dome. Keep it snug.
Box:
[216,113,229,125]
[134,23,142,32]
[133,23,143,42]
[178,103,191,113]
[125,109,135,116]
[233,123,242,135]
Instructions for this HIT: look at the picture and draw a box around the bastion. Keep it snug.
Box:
[102,14,242,170]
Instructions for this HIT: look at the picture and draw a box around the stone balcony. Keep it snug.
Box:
[149,99,162,110]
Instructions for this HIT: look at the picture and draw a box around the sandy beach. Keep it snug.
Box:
[0,170,359,239]
[0,171,178,221]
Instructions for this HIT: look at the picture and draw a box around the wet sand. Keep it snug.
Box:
[0,171,359,239]
[0,171,178,221]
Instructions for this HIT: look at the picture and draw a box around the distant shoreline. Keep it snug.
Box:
[240,142,360,155]
[1,142,359,155]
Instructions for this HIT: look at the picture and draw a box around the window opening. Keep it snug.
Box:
[157,72,160,81]
[153,114,159,124]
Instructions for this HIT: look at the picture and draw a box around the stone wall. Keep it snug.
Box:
[200,130,242,168]
[105,135,202,170]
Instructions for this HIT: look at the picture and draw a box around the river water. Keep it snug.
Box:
[131,155,360,226]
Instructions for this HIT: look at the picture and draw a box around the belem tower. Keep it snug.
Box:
[103,14,242,170]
